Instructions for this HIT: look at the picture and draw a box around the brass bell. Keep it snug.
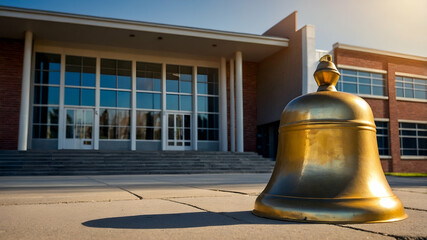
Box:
[253,55,407,223]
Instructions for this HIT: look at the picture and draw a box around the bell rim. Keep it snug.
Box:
[254,193,408,223]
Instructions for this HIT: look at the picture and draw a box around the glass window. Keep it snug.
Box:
[99,109,130,139]
[136,111,161,140]
[375,121,390,156]
[336,69,386,96]
[100,90,116,107]
[399,122,427,156]
[197,67,219,141]
[33,53,61,139]
[395,76,427,100]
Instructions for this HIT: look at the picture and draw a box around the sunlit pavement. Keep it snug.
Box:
[0,174,426,239]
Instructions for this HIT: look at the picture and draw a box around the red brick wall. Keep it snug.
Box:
[225,61,258,152]
[334,48,427,173]
[0,39,24,150]
[242,62,258,152]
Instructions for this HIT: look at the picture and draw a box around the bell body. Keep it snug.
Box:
[253,90,407,223]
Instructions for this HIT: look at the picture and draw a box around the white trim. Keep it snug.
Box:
[131,60,136,151]
[396,97,427,103]
[398,119,427,124]
[401,156,427,160]
[379,156,392,159]
[357,94,389,100]
[374,118,389,122]
[333,43,427,62]
[0,6,289,47]
[395,72,427,80]
[94,57,100,150]
[192,65,198,151]
[58,54,65,149]
[161,63,167,150]
[337,64,387,74]
[301,25,317,94]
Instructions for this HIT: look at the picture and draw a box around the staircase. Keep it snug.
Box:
[0,150,275,176]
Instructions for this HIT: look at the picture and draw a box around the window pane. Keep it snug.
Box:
[99,109,117,125]
[343,76,356,83]
[136,77,153,91]
[208,96,219,112]
[404,89,414,98]
[81,89,95,106]
[208,83,218,95]
[198,129,207,140]
[35,53,60,71]
[359,85,371,94]
[118,110,130,126]
[181,95,192,111]
[396,89,404,97]
[45,87,59,105]
[100,90,116,107]
[152,94,160,110]
[208,114,219,128]
[64,87,80,105]
[197,82,207,94]
[153,78,161,91]
[402,137,416,148]
[46,71,60,85]
[137,93,153,109]
[167,94,179,110]
[117,74,131,89]
[372,86,384,96]
[198,114,208,128]
[101,70,116,88]
[82,71,95,87]
[415,90,426,99]
[198,96,207,112]
[342,69,356,75]
[65,66,81,86]
[166,79,179,92]
[117,91,131,108]
[180,81,192,93]
[343,83,357,93]
[359,77,370,84]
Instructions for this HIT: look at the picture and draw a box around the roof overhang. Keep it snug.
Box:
[0,6,289,62]
[333,43,427,62]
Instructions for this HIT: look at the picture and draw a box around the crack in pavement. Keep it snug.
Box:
[335,224,426,240]
[163,198,251,224]
[404,207,427,212]
[87,176,143,200]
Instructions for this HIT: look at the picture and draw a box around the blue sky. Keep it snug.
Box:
[1,0,426,57]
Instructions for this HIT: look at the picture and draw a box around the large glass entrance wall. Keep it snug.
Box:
[31,51,220,151]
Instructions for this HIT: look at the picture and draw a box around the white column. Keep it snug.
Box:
[229,59,236,152]
[235,51,244,152]
[58,54,65,149]
[94,57,100,150]
[161,63,167,150]
[220,57,228,151]
[192,65,198,150]
[131,60,136,150]
[18,31,33,151]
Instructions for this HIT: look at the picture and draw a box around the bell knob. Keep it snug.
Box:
[313,55,340,91]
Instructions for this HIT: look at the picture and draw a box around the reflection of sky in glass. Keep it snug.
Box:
[82,89,95,106]
[64,87,80,105]
[117,91,131,108]
[100,90,116,107]
[166,94,178,110]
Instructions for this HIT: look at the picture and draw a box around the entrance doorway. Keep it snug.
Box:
[63,108,94,149]
[167,113,191,150]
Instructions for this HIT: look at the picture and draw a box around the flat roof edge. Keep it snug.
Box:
[333,43,427,62]
[0,6,289,47]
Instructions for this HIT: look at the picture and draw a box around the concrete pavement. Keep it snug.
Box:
[0,174,426,239]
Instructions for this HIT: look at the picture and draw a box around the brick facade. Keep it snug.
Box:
[0,38,24,150]
[334,48,427,173]
[242,62,258,152]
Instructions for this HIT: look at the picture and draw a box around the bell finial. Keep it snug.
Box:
[314,54,340,92]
